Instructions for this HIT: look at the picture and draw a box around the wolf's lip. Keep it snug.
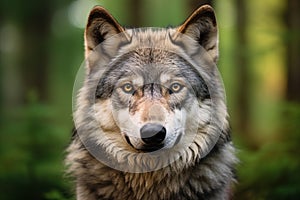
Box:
[124,134,135,149]
[123,133,164,152]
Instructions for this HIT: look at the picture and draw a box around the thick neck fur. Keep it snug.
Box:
[66,134,237,200]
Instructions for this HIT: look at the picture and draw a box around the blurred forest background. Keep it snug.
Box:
[0,0,299,199]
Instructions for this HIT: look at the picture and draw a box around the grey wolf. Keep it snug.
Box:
[66,5,237,200]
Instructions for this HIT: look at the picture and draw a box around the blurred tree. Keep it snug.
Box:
[19,8,51,102]
[128,0,143,27]
[0,0,73,199]
[234,1,300,199]
[234,0,251,137]
[286,0,300,102]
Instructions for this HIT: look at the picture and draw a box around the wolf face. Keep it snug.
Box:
[95,48,211,152]
[71,5,228,173]
[67,5,237,200]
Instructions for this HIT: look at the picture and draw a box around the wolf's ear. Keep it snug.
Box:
[178,5,218,62]
[84,6,124,57]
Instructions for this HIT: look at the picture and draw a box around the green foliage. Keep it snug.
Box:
[0,92,72,200]
[235,103,300,200]
[45,189,73,200]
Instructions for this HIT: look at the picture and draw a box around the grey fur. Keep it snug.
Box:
[66,5,238,200]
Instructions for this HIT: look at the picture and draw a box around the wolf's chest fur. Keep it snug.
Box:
[68,134,236,200]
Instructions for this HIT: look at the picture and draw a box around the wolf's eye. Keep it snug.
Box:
[170,83,183,93]
[121,83,134,93]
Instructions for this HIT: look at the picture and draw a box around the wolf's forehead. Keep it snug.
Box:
[119,49,184,71]
[123,48,178,64]
[116,52,184,83]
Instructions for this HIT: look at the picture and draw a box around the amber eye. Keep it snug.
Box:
[121,83,134,93]
[170,83,183,93]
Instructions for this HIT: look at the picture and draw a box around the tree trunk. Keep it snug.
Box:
[19,4,52,102]
[235,0,250,134]
[286,0,300,102]
[128,0,143,26]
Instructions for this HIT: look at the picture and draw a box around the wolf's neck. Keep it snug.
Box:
[76,142,236,200]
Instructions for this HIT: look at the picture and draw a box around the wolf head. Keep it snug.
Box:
[74,5,228,172]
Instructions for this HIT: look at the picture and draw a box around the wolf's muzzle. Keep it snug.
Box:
[140,123,166,147]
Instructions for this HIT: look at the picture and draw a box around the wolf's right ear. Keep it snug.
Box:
[84,6,124,58]
[178,5,218,63]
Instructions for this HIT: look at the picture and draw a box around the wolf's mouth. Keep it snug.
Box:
[123,130,183,153]
[124,134,164,152]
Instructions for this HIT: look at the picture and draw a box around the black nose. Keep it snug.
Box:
[140,123,166,145]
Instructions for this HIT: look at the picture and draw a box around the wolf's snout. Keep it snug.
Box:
[140,123,166,145]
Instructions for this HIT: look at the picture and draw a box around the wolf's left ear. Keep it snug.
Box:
[178,5,218,62]
[84,6,124,57]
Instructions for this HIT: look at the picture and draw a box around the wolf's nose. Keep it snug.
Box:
[140,123,166,145]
